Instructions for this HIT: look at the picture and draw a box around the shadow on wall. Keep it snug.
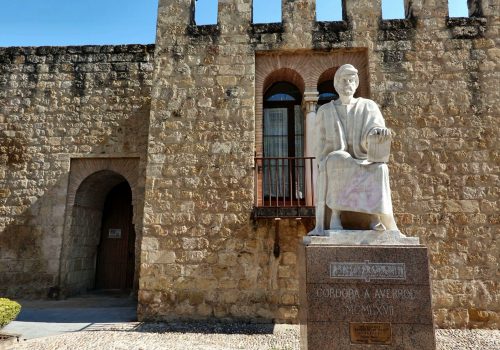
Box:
[0,105,150,299]
[0,174,68,298]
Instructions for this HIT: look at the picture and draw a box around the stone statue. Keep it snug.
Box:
[309,64,398,236]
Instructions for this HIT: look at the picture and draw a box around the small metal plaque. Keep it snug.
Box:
[108,229,122,239]
[350,322,392,345]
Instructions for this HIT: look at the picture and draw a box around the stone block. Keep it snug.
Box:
[148,250,176,264]
[299,238,435,349]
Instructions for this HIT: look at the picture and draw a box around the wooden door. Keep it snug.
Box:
[95,182,135,290]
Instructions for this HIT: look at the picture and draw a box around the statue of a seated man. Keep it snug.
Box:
[309,64,398,236]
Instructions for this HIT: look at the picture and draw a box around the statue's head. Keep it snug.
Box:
[334,64,359,98]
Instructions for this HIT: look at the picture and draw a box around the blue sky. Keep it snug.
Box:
[0,0,158,46]
[0,0,468,47]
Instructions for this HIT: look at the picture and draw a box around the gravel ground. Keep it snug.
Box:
[8,323,500,350]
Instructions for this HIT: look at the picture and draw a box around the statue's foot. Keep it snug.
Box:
[380,213,398,231]
[307,228,325,236]
[370,215,386,231]
[329,210,343,230]
[372,222,386,231]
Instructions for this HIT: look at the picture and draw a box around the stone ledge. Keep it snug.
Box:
[379,18,415,30]
[314,21,349,32]
[251,23,284,35]
[0,44,155,56]
[378,18,416,41]
[252,206,315,219]
[304,230,420,246]
[312,21,352,47]
[186,24,220,38]
[446,16,487,39]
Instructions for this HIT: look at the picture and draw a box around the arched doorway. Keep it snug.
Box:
[62,170,137,296]
[95,181,135,291]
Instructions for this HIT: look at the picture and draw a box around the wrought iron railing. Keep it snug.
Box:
[254,157,315,217]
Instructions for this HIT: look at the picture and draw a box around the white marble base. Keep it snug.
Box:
[303,230,420,246]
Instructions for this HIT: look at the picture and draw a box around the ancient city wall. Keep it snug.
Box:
[0,0,497,330]
[0,45,154,297]
[141,0,498,329]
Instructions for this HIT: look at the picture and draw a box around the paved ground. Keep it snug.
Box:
[2,295,499,349]
[6,325,500,350]
[2,293,136,340]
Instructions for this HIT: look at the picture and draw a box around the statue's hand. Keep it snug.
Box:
[369,128,392,142]
[369,127,391,137]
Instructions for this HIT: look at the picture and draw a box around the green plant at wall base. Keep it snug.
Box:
[0,298,21,328]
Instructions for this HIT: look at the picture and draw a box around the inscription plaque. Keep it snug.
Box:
[108,229,122,239]
[330,261,406,282]
[350,322,392,345]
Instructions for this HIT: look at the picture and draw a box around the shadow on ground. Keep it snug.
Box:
[3,293,277,340]
[129,322,275,335]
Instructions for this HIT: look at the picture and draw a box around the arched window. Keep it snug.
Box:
[317,80,338,106]
[263,82,304,201]
[264,82,303,159]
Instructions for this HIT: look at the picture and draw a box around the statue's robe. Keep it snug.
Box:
[314,98,395,229]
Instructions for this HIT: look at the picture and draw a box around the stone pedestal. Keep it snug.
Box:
[298,231,435,349]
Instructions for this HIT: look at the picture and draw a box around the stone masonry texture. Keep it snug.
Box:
[1,0,499,329]
[0,45,154,297]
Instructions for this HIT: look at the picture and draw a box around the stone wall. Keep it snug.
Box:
[0,0,497,330]
[0,45,154,297]
[375,1,498,329]
[140,0,498,329]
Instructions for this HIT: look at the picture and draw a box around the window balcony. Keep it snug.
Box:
[253,156,316,219]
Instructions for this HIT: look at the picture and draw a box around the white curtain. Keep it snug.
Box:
[263,107,306,200]
[294,105,305,200]
[264,108,289,198]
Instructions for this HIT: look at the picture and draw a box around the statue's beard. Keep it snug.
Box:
[336,85,355,97]
[339,90,354,98]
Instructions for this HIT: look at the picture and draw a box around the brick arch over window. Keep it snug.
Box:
[263,68,306,97]
[317,67,338,86]
[256,68,305,157]
[255,50,369,156]
[306,54,369,91]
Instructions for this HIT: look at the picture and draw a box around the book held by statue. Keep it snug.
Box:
[368,134,391,163]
